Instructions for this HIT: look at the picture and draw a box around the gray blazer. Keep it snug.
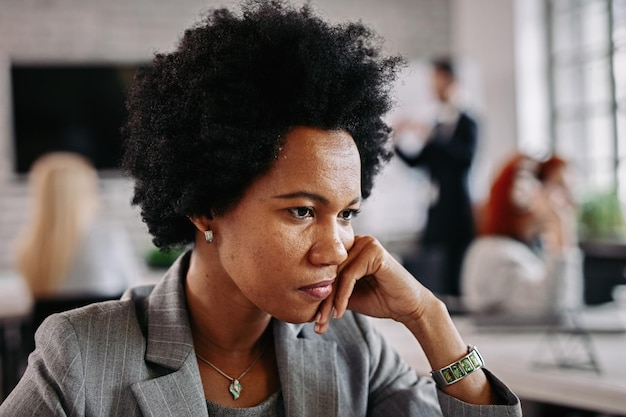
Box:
[0,252,521,416]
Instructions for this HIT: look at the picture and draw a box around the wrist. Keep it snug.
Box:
[400,296,470,370]
[396,291,447,332]
[400,295,496,405]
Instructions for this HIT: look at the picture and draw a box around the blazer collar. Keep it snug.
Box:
[144,250,195,370]
[129,251,208,415]
[134,251,339,417]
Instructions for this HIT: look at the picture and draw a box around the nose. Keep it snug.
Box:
[308,223,351,266]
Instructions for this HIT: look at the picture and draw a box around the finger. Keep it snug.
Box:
[314,293,335,334]
[334,237,382,318]
[314,238,366,334]
[314,238,366,329]
[332,273,359,320]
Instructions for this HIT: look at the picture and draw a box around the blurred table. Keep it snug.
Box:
[0,271,32,402]
[0,271,32,319]
[370,307,626,416]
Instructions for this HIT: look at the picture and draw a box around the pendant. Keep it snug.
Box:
[229,379,242,400]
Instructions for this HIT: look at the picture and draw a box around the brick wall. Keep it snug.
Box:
[0,0,451,273]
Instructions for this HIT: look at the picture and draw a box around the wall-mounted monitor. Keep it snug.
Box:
[10,63,143,174]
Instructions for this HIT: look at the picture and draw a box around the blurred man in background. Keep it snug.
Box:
[393,57,478,303]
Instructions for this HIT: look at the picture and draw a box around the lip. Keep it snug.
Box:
[298,279,335,300]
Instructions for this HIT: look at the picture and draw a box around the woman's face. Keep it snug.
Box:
[207,126,362,323]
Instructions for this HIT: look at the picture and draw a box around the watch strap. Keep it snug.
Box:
[431,345,484,387]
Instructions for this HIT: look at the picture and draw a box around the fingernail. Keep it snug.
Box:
[314,312,321,323]
[331,307,338,319]
[314,323,321,333]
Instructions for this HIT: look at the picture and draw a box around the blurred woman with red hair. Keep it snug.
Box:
[461,153,583,320]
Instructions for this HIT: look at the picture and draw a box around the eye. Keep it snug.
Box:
[339,208,361,221]
[288,207,314,219]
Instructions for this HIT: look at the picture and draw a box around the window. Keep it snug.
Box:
[547,0,625,201]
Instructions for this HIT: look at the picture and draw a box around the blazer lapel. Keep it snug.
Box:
[131,252,209,417]
[131,357,208,417]
[274,321,339,417]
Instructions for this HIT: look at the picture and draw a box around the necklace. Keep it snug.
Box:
[195,342,270,400]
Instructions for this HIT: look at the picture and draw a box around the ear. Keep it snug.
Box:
[188,215,211,233]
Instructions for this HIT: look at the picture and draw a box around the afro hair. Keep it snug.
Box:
[122,0,404,249]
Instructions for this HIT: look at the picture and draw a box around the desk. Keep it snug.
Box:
[370,312,626,416]
[0,272,32,319]
[0,272,33,402]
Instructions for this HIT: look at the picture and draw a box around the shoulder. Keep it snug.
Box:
[12,290,157,416]
[30,289,154,391]
[467,236,531,255]
[38,285,154,344]
[465,236,502,258]
[458,111,477,126]
[463,237,539,282]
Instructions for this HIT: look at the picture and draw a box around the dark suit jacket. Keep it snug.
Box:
[396,112,477,246]
[1,252,521,416]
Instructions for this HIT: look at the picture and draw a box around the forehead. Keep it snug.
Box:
[278,127,358,163]
[257,126,362,195]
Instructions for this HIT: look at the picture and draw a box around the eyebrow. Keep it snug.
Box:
[273,192,361,206]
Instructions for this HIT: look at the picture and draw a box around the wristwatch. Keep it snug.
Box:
[431,345,484,387]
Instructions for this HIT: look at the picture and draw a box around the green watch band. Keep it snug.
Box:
[431,345,484,387]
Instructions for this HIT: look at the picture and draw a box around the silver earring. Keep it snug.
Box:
[204,230,214,244]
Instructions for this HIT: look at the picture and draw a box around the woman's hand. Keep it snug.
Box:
[313,236,498,406]
[314,235,432,334]
[532,185,578,252]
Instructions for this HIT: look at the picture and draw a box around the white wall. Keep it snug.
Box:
[451,0,518,202]
[514,0,551,158]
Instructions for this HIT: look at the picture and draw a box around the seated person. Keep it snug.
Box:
[461,153,583,322]
[13,152,141,299]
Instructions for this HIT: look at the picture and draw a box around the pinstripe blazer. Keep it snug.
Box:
[0,252,521,416]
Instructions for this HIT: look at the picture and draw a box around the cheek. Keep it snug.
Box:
[226,226,310,286]
[230,231,319,321]
[253,227,311,270]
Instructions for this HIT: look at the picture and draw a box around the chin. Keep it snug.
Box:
[271,307,318,325]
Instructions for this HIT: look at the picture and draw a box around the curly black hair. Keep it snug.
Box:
[122,0,404,249]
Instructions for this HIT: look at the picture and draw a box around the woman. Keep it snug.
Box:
[13,152,140,299]
[461,153,583,320]
[1,1,521,415]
